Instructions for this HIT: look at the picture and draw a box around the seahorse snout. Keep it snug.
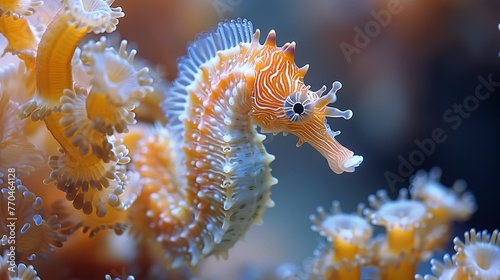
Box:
[341,155,364,173]
[293,122,362,174]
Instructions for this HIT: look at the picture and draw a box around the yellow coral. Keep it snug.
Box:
[0,16,39,68]
[365,189,430,279]
[308,169,479,280]
[417,229,500,280]
[410,168,476,222]
[21,0,124,116]
[309,201,372,279]
[410,168,477,254]
[454,229,500,279]
[79,37,153,134]
[1,0,152,276]
[15,0,150,220]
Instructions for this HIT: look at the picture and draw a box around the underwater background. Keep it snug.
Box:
[113,0,500,278]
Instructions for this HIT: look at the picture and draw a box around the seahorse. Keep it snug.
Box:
[131,18,363,268]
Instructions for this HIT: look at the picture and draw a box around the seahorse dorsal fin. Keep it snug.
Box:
[164,18,254,139]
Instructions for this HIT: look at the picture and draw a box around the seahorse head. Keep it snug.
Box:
[251,30,363,174]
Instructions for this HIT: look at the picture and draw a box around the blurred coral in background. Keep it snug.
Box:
[308,168,488,279]
[1,0,499,279]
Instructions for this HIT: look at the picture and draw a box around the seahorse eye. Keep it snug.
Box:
[284,92,312,122]
[293,103,304,115]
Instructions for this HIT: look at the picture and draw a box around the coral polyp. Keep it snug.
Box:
[454,229,500,279]
[309,201,372,279]
[307,169,482,280]
[416,229,500,280]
